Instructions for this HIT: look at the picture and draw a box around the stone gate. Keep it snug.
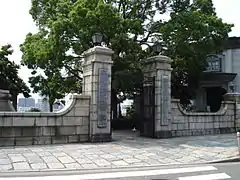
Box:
[0,46,113,146]
[1,45,240,146]
[140,55,240,138]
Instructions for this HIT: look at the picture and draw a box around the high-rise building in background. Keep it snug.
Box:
[17,98,35,112]
[35,98,50,112]
[18,98,35,107]
[17,97,65,112]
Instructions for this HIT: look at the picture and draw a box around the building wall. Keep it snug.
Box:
[223,49,240,92]
[231,49,240,91]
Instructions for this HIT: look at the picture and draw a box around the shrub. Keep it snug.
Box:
[28,108,41,112]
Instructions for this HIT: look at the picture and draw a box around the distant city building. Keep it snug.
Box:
[17,98,36,112]
[35,98,50,112]
[18,98,35,107]
[17,95,67,112]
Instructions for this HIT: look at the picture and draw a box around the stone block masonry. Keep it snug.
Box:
[82,46,113,142]
[169,99,236,138]
[0,94,90,146]
[142,54,239,139]
[0,46,114,146]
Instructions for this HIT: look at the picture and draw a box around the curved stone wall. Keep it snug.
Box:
[0,94,90,146]
[171,99,235,137]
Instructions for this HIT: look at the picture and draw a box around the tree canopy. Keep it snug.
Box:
[0,44,30,97]
[21,0,233,114]
[160,0,233,98]
[20,27,80,111]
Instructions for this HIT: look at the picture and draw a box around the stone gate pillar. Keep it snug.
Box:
[143,55,172,138]
[82,46,114,142]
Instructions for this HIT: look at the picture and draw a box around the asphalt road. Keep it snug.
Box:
[0,162,240,180]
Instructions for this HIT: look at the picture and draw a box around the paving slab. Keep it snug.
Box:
[64,162,82,169]
[30,163,47,170]
[13,162,30,170]
[0,131,238,172]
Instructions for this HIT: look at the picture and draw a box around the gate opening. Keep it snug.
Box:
[111,76,156,140]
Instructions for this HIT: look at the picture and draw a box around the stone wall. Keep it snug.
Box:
[171,99,235,137]
[234,96,240,130]
[141,54,240,139]
[0,46,114,146]
[0,95,90,146]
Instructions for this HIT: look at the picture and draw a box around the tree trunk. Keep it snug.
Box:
[118,103,122,118]
[49,102,54,112]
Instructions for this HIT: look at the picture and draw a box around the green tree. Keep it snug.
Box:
[160,0,233,100]
[20,30,81,112]
[21,0,233,116]
[22,0,163,117]
[0,44,30,110]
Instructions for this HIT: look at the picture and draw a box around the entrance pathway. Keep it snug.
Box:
[0,131,238,172]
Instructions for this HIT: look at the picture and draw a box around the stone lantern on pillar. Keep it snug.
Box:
[152,43,161,54]
[92,33,103,46]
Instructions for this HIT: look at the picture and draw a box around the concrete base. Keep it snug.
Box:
[90,134,112,142]
[219,127,236,134]
[170,128,236,138]
[153,127,236,139]
[155,131,172,138]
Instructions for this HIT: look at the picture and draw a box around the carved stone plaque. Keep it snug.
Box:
[161,75,169,125]
[97,68,109,128]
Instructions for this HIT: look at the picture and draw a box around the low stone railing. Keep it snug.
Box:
[171,99,235,137]
[0,94,90,146]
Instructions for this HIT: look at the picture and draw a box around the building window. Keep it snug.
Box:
[205,54,222,72]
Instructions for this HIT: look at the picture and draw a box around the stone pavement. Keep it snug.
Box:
[0,131,238,172]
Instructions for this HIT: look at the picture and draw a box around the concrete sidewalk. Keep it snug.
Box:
[0,131,238,172]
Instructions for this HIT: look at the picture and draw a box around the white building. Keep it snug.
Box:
[195,37,240,112]
[222,38,240,91]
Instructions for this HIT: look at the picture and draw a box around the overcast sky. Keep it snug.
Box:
[0,0,239,98]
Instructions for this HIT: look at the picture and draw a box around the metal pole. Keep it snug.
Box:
[237,132,240,155]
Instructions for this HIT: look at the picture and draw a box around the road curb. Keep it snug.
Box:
[0,163,225,177]
[0,159,237,175]
[209,156,240,164]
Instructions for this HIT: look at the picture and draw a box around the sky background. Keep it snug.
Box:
[0,0,239,98]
